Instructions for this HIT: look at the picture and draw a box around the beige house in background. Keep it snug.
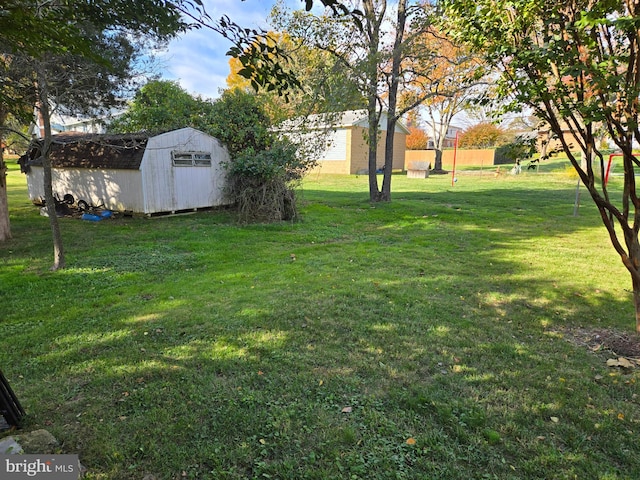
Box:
[300,110,409,175]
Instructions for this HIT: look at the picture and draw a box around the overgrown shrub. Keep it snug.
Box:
[209,90,315,223]
[225,141,308,223]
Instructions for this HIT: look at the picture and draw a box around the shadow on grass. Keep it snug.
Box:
[1,180,637,479]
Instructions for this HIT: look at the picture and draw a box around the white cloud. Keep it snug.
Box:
[158,0,277,98]
[157,0,340,98]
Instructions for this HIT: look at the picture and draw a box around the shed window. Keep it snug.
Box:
[172,151,212,167]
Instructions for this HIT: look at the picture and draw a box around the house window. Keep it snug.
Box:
[172,151,212,167]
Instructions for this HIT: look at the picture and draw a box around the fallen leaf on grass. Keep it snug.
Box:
[607,357,635,369]
[550,417,559,423]
[341,406,352,413]
[406,437,416,445]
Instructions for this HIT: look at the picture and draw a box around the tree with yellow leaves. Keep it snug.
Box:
[401,26,488,173]
[226,57,252,92]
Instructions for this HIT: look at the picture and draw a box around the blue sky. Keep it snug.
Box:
[158,0,307,99]
[156,1,482,127]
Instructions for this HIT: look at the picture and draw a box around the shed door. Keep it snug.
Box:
[172,152,214,210]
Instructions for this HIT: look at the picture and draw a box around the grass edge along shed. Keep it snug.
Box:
[21,127,231,215]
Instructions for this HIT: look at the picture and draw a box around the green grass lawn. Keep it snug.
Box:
[1,160,639,479]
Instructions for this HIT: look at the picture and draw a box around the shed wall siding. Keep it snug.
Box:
[141,128,230,214]
[26,166,144,212]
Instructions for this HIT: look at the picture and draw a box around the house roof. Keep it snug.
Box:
[27,132,150,170]
[328,110,411,134]
[278,109,410,135]
[336,110,368,127]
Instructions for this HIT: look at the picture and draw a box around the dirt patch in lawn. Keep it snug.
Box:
[558,327,640,358]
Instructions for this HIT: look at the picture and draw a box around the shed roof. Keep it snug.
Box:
[28,132,150,170]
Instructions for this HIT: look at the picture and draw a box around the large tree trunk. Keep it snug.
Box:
[379,127,393,202]
[367,103,381,202]
[560,130,640,332]
[613,202,640,334]
[0,110,11,242]
[362,0,383,203]
[432,128,448,173]
[633,276,640,334]
[36,64,65,271]
[427,110,451,174]
[620,155,640,334]
[432,148,445,173]
[0,153,10,242]
[381,115,398,202]
[379,0,407,203]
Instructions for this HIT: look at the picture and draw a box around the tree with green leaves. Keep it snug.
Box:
[401,25,488,173]
[1,0,187,268]
[206,89,315,223]
[1,0,361,258]
[271,0,438,202]
[108,80,211,134]
[227,28,364,125]
[204,89,273,158]
[171,0,361,99]
[442,0,640,331]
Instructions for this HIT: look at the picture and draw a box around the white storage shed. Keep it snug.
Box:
[21,127,231,215]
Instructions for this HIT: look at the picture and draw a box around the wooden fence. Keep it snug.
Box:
[405,149,497,171]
